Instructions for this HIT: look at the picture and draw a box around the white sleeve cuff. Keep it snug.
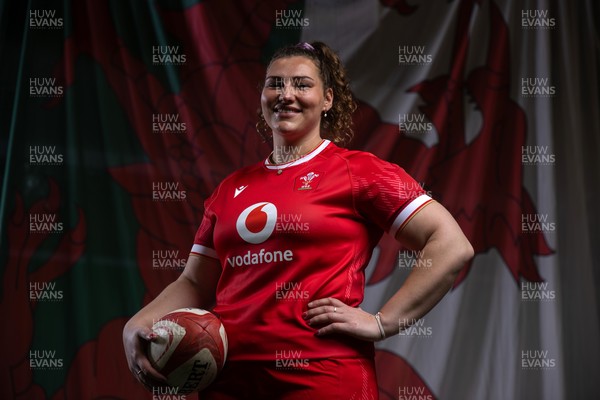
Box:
[190,244,218,259]
[389,194,433,236]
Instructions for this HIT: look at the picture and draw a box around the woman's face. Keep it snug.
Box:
[261,56,332,141]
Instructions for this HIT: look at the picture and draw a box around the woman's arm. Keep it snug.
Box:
[304,201,473,340]
[122,254,221,385]
[378,200,474,336]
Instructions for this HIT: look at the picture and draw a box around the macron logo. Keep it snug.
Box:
[234,185,248,198]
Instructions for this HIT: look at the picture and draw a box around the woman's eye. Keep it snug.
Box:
[266,79,284,88]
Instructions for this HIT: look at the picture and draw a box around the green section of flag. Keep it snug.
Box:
[10,49,148,396]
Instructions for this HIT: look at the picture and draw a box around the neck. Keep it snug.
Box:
[271,133,323,164]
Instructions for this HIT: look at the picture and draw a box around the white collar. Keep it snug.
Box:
[264,140,331,170]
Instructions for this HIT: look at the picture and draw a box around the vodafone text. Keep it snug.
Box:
[226,249,294,267]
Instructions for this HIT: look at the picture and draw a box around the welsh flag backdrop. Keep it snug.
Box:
[1,1,599,399]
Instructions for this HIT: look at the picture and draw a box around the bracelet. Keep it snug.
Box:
[375,312,386,340]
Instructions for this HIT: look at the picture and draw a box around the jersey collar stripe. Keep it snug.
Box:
[389,194,433,236]
[264,139,331,170]
[190,244,218,259]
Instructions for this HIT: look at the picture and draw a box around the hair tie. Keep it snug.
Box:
[295,42,315,52]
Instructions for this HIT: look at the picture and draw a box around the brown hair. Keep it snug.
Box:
[257,41,356,147]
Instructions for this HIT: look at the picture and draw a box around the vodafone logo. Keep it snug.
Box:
[229,202,294,268]
[236,202,277,244]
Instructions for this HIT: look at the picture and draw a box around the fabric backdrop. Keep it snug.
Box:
[1,0,598,399]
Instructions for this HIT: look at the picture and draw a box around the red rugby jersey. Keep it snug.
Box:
[191,140,432,361]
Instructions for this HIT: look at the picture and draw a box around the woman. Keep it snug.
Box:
[123,41,474,399]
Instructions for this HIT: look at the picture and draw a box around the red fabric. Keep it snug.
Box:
[203,357,378,400]
[193,141,428,361]
[375,350,435,400]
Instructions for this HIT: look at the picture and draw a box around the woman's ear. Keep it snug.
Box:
[324,87,333,111]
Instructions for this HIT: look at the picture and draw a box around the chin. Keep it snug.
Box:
[274,122,300,134]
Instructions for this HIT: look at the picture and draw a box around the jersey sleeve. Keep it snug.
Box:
[190,188,220,259]
[348,153,433,237]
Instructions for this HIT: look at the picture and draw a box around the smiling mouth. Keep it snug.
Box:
[274,105,301,115]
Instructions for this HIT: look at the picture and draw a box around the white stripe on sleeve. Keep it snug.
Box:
[389,194,433,236]
[190,244,218,259]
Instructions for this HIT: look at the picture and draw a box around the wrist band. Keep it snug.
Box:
[375,312,386,340]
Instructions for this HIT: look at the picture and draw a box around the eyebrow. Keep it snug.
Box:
[265,75,315,81]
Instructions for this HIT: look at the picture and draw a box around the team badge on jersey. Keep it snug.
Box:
[294,171,322,191]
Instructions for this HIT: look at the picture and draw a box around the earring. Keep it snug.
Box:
[324,111,328,118]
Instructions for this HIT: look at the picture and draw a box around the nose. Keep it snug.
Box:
[278,81,294,101]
